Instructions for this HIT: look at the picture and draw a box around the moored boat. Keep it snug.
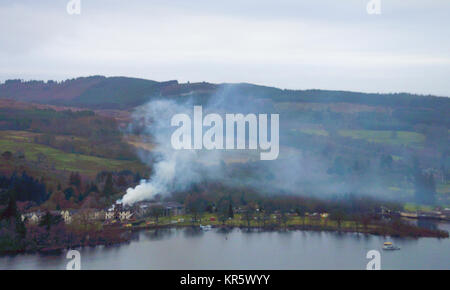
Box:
[200,225,212,231]
[382,242,400,250]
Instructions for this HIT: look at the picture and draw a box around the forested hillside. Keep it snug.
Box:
[0,76,448,209]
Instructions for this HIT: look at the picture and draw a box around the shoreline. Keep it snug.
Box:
[135,222,449,238]
[1,221,448,256]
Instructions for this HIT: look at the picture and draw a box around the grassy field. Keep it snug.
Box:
[296,128,329,136]
[0,130,145,175]
[403,203,435,212]
[291,128,425,147]
[338,130,425,146]
[135,213,368,231]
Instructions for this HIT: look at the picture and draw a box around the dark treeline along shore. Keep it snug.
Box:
[0,76,449,254]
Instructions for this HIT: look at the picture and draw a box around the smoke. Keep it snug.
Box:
[119,85,393,206]
[119,99,225,205]
[120,85,285,205]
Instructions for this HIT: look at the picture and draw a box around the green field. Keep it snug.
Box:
[338,130,425,146]
[0,131,145,175]
[297,128,329,136]
[403,203,435,212]
[135,213,364,230]
[292,128,425,147]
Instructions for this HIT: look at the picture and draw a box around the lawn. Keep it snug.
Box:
[140,213,362,231]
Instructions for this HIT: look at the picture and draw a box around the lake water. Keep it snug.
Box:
[1,223,449,270]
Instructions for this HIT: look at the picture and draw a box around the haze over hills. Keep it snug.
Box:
[0,76,449,205]
[0,76,449,110]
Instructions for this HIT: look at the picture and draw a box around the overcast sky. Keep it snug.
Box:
[0,0,449,96]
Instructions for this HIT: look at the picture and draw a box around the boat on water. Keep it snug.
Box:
[200,225,212,231]
[382,242,400,250]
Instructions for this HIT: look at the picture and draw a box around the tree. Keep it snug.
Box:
[0,194,18,221]
[217,199,231,226]
[205,203,214,213]
[280,211,289,228]
[227,202,234,219]
[15,213,27,239]
[116,175,127,188]
[262,209,271,228]
[185,194,207,224]
[218,210,228,226]
[330,209,346,229]
[243,205,255,228]
[39,211,63,231]
[69,172,82,190]
[295,206,307,228]
[134,172,142,183]
[7,172,48,204]
[64,187,75,201]
[103,173,114,197]
[0,193,27,244]
[149,205,163,224]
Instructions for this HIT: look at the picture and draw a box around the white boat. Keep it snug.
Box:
[200,225,212,231]
[382,242,400,250]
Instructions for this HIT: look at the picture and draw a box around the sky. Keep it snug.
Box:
[0,0,449,96]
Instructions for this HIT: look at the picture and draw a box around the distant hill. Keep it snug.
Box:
[1,76,449,111]
[0,76,176,109]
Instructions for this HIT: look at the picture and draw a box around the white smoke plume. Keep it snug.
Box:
[119,86,391,206]
[120,99,224,205]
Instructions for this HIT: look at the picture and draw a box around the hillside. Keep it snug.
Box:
[0,76,175,109]
[1,76,449,112]
[0,76,448,207]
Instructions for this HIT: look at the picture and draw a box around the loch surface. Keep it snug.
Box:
[1,223,449,270]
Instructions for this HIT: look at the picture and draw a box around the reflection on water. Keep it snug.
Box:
[403,218,448,232]
[417,219,439,231]
[182,227,204,238]
[143,228,175,241]
[0,224,449,270]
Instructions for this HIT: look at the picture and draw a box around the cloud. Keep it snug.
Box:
[0,0,449,95]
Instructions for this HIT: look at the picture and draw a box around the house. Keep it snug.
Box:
[134,201,185,217]
[87,210,105,221]
[95,210,106,220]
[22,210,77,224]
[307,212,321,220]
[320,213,329,219]
[60,210,74,224]
[21,211,44,224]
[105,210,114,220]
[134,203,151,218]
[163,202,184,216]
[119,210,133,221]
[400,212,418,219]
